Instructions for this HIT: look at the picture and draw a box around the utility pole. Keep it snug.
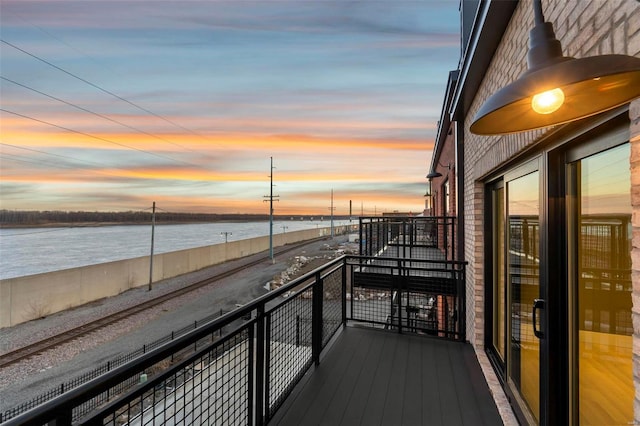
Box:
[263,157,279,263]
[148,201,155,291]
[328,189,335,238]
[221,231,232,243]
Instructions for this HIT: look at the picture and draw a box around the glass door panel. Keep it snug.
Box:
[508,171,540,422]
[570,144,632,425]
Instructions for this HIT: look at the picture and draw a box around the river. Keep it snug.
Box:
[0,219,354,279]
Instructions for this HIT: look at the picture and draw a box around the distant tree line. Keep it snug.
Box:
[0,210,352,227]
[0,210,267,226]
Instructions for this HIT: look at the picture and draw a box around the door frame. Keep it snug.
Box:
[555,117,630,425]
[485,157,545,425]
[484,108,631,425]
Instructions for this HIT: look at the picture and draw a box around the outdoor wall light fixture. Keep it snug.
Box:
[425,171,441,196]
[470,0,640,135]
[425,171,441,215]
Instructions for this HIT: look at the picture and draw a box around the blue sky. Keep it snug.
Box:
[0,1,460,215]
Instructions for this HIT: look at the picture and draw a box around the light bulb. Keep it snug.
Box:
[531,88,565,114]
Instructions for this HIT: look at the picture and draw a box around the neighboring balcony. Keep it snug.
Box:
[4,217,501,426]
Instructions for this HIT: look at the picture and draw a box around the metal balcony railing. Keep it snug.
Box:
[359,216,457,261]
[348,256,466,340]
[3,254,465,426]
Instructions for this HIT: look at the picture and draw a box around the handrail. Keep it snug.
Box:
[2,254,466,425]
[2,256,346,425]
[347,254,467,266]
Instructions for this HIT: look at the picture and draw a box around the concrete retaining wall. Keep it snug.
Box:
[0,225,355,328]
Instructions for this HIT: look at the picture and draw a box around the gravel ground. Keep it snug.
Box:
[0,236,355,415]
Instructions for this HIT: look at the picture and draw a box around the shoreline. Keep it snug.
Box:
[0,219,334,230]
[0,222,209,229]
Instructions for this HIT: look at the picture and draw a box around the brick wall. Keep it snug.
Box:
[462,0,640,354]
[463,0,535,347]
[430,127,457,217]
[463,0,640,421]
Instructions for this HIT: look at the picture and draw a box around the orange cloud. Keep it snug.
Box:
[2,118,434,153]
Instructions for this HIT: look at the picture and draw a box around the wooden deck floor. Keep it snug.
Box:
[270,326,502,426]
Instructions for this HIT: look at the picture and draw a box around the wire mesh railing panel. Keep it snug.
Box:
[267,293,314,419]
[94,329,251,426]
[322,267,344,348]
[360,216,457,261]
[351,296,394,329]
[348,260,396,328]
[3,255,467,426]
[346,258,465,339]
[402,291,438,333]
[2,309,232,424]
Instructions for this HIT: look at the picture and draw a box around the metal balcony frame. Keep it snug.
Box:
[3,253,465,426]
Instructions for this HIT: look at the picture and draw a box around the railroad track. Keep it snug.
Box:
[0,237,332,369]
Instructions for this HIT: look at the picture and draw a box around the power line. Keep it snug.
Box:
[2,139,213,185]
[1,76,204,155]
[0,153,74,169]
[0,152,135,180]
[5,11,124,79]
[0,143,143,179]
[1,142,114,170]
[0,108,199,167]
[1,39,212,141]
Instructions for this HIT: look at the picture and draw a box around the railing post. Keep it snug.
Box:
[359,219,364,255]
[312,271,323,366]
[451,217,456,262]
[403,218,408,258]
[409,218,414,259]
[459,266,467,341]
[247,325,255,426]
[341,258,347,325]
[397,259,403,334]
[264,313,272,422]
[255,305,265,426]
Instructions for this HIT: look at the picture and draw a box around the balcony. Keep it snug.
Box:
[271,326,500,426]
[3,218,502,426]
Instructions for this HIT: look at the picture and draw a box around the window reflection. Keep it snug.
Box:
[576,144,632,425]
[508,171,540,422]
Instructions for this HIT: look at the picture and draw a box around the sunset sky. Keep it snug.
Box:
[0,1,460,216]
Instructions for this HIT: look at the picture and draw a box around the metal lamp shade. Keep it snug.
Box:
[470,54,640,135]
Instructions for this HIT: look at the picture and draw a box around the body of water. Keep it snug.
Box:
[0,219,354,279]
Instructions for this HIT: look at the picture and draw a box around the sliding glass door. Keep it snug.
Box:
[488,162,542,424]
[486,113,633,425]
[507,169,541,423]
[567,143,632,425]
